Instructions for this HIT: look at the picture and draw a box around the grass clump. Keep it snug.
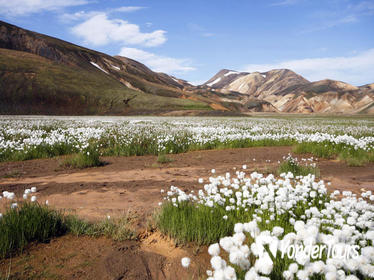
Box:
[337,148,374,167]
[65,215,136,241]
[156,202,240,245]
[292,142,336,159]
[277,154,320,177]
[0,203,66,258]
[293,142,374,166]
[62,146,104,169]
[0,202,136,259]
[157,153,173,164]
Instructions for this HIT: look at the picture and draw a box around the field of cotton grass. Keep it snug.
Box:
[158,166,374,279]
[0,116,373,165]
[0,115,374,279]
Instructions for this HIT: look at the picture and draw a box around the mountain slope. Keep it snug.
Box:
[202,69,374,114]
[0,48,211,114]
[202,69,249,89]
[0,20,215,114]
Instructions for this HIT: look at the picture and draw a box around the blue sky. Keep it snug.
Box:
[1,0,374,85]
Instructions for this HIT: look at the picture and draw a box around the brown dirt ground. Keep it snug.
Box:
[0,146,373,279]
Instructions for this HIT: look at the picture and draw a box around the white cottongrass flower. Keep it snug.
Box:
[208,243,221,256]
[181,257,191,268]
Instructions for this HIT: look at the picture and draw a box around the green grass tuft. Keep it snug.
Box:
[156,202,238,245]
[157,153,173,164]
[277,156,320,177]
[62,146,104,169]
[0,203,66,258]
[293,142,374,166]
[64,215,136,241]
[0,203,136,259]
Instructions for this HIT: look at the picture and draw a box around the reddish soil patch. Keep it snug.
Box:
[0,146,373,279]
[0,232,209,280]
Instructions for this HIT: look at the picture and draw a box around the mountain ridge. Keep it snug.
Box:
[0,20,373,115]
[200,68,374,114]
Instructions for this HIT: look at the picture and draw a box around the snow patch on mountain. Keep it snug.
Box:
[90,62,108,74]
[224,71,239,77]
[111,65,120,71]
[207,77,222,87]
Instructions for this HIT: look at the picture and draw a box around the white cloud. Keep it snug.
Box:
[243,49,374,86]
[301,1,374,33]
[111,6,145,13]
[270,0,302,7]
[202,32,215,37]
[61,6,145,22]
[301,15,358,34]
[0,0,88,16]
[60,11,100,22]
[71,13,166,47]
[349,1,374,16]
[119,47,195,74]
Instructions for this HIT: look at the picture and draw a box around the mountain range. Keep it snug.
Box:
[0,20,373,115]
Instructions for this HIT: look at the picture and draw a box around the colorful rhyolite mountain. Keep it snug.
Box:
[0,20,373,115]
[201,69,374,114]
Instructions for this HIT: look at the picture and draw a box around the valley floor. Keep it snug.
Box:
[0,146,373,279]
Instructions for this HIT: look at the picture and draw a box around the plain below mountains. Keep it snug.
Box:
[0,20,373,115]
